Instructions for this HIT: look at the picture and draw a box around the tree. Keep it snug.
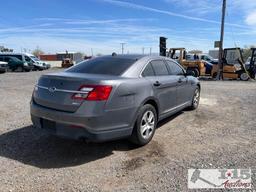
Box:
[32,47,44,57]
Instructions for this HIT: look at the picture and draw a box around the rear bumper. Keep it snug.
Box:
[30,100,137,141]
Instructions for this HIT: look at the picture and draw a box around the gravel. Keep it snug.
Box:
[0,69,255,192]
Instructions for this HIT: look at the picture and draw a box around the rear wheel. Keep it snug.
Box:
[212,72,217,79]
[130,104,157,146]
[193,68,200,77]
[189,87,200,110]
[188,68,199,77]
[16,66,24,72]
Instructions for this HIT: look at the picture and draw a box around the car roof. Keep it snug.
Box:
[0,52,24,55]
[99,54,145,60]
[99,54,169,61]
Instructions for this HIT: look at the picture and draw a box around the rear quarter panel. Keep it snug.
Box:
[104,78,154,127]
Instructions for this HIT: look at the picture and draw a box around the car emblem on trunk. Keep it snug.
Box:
[48,87,56,93]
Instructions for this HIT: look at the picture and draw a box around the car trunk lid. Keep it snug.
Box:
[33,72,119,112]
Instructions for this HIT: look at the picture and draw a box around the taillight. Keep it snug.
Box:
[72,85,112,101]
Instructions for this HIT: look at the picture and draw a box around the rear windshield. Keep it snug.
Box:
[67,57,137,75]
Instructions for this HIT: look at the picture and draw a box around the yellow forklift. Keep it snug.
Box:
[211,48,250,81]
[167,48,208,77]
[61,51,74,68]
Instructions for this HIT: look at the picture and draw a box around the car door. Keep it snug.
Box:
[165,60,191,106]
[4,57,13,68]
[141,59,177,115]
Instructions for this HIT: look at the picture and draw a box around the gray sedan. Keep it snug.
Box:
[30,55,200,145]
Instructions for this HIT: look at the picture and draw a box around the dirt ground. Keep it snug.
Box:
[0,69,255,192]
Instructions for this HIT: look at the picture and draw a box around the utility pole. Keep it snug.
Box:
[142,47,145,55]
[149,47,152,55]
[120,43,125,54]
[217,0,226,80]
[91,48,94,56]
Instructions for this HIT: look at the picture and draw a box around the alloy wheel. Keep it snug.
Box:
[140,110,155,140]
[193,89,200,107]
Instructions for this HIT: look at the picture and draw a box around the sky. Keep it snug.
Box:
[0,0,256,55]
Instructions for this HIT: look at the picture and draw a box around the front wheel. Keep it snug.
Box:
[130,104,157,146]
[189,87,200,110]
[240,72,249,81]
[16,66,24,72]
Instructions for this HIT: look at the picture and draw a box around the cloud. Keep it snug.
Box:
[34,17,155,25]
[102,0,248,28]
[245,12,256,26]
[164,0,221,15]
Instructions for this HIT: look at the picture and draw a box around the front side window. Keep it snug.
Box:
[150,60,169,76]
[25,56,32,62]
[12,55,23,61]
[166,60,184,75]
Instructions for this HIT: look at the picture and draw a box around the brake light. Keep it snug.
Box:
[72,85,112,101]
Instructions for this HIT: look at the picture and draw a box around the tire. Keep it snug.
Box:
[191,68,199,77]
[130,104,157,146]
[186,68,195,76]
[16,66,24,72]
[189,87,200,110]
[212,72,217,79]
[240,72,249,81]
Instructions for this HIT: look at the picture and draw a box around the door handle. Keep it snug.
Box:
[153,81,161,87]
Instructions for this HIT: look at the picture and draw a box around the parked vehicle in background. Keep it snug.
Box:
[0,61,8,73]
[25,53,50,70]
[0,53,50,71]
[62,58,74,68]
[0,55,33,72]
[199,54,218,64]
[31,55,200,146]
[186,54,218,64]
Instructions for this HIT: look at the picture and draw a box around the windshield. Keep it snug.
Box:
[30,56,40,61]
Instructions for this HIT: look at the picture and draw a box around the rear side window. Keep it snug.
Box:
[12,55,23,61]
[4,57,11,62]
[67,57,137,76]
[150,60,169,76]
[166,60,184,75]
[142,63,155,77]
[1,54,23,61]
